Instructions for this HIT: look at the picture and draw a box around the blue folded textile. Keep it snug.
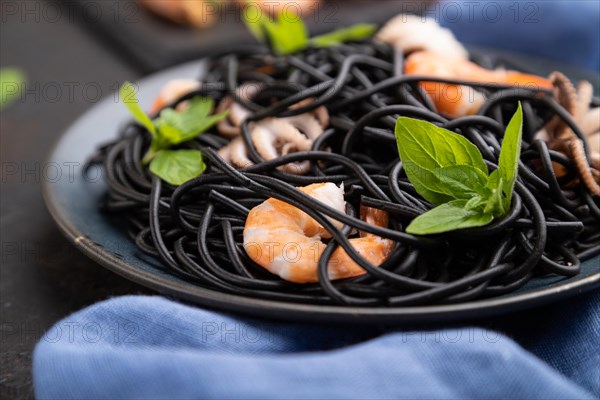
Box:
[34,292,598,399]
[439,0,600,71]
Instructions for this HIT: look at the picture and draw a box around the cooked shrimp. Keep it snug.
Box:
[149,79,200,115]
[404,51,553,117]
[377,14,468,59]
[243,182,394,283]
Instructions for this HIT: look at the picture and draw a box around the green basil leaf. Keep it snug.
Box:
[243,8,308,55]
[496,102,523,209]
[406,199,494,235]
[310,24,376,48]
[183,96,213,119]
[464,195,487,211]
[401,163,454,205]
[154,97,228,145]
[484,170,506,217]
[242,5,266,42]
[179,110,229,142]
[395,117,488,205]
[120,82,157,136]
[155,113,183,144]
[149,150,206,186]
[432,165,490,200]
[174,96,225,140]
[0,67,26,109]
[268,11,309,55]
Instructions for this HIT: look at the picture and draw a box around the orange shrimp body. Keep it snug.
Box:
[405,51,553,117]
[243,183,394,283]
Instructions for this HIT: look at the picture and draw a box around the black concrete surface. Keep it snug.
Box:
[1,3,149,398]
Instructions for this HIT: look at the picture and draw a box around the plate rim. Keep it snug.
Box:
[42,56,600,324]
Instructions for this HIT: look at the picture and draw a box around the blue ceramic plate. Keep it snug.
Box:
[43,56,600,324]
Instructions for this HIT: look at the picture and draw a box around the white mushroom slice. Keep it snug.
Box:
[377,14,468,59]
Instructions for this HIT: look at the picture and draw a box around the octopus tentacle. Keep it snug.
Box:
[569,139,600,196]
[215,84,329,174]
[540,72,600,196]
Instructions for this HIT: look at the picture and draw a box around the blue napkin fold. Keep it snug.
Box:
[34,292,599,399]
[439,0,600,71]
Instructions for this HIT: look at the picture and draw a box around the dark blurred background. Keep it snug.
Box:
[1,1,598,398]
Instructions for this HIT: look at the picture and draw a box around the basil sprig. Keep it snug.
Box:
[395,103,523,235]
[242,8,376,55]
[310,24,377,48]
[119,82,228,186]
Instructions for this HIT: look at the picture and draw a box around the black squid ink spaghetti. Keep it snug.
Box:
[86,14,600,307]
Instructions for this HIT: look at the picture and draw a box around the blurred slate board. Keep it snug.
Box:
[59,0,430,73]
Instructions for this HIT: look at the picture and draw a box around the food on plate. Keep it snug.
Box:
[403,51,553,117]
[243,182,393,283]
[87,13,600,306]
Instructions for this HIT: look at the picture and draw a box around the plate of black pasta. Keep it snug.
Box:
[43,14,600,323]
